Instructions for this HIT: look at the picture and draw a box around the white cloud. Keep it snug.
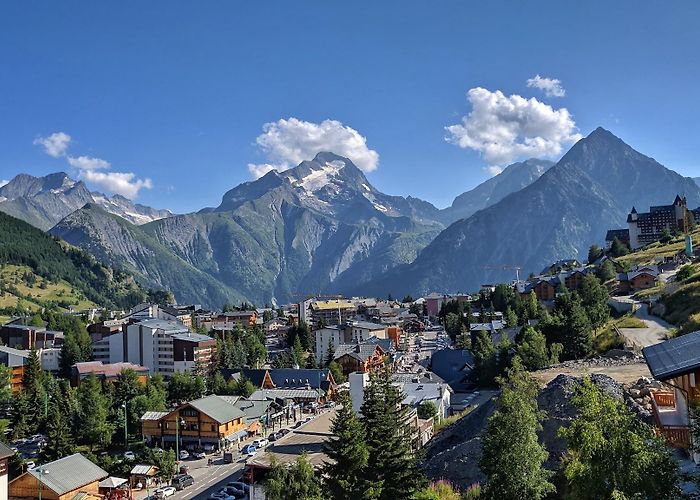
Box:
[248,118,379,179]
[33,132,71,158]
[445,87,581,173]
[526,74,566,97]
[79,170,153,199]
[33,131,151,199]
[0,180,8,188]
[486,165,503,176]
[67,155,111,170]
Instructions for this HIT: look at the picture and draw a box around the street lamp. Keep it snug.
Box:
[175,416,185,461]
[121,402,128,449]
[36,467,49,500]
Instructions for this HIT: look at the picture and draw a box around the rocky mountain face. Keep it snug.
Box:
[50,204,247,307]
[51,153,444,307]
[440,159,554,223]
[358,127,700,298]
[0,172,171,230]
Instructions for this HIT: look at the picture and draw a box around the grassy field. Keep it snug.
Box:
[617,228,700,267]
[593,315,644,353]
[0,264,97,321]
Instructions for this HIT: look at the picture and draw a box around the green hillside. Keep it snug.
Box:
[0,211,149,318]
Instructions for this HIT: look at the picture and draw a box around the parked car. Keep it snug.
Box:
[25,460,36,470]
[227,482,250,493]
[268,433,278,442]
[171,474,194,490]
[193,451,206,459]
[241,444,257,455]
[252,438,268,448]
[154,486,176,498]
[179,450,190,460]
[124,451,136,461]
[278,428,290,436]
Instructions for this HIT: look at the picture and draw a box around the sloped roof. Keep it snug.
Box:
[140,411,169,421]
[334,343,382,363]
[24,453,108,495]
[188,395,245,423]
[643,330,700,380]
[0,441,14,460]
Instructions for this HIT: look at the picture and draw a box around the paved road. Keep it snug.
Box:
[619,300,672,350]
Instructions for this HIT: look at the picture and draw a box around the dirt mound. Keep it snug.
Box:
[422,374,628,489]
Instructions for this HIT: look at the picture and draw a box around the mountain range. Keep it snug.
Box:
[358,127,700,297]
[4,127,694,307]
[0,172,172,230]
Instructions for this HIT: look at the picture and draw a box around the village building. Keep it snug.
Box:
[308,300,357,327]
[641,331,700,449]
[617,265,660,294]
[141,394,248,451]
[333,342,386,376]
[9,453,108,500]
[429,348,474,393]
[0,442,13,500]
[71,361,149,386]
[0,324,63,350]
[627,196,691,250]
[605,228,631,249]
[211,310,258,331]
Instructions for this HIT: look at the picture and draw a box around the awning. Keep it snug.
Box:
[226,429,248,442]
[99,477,128,489]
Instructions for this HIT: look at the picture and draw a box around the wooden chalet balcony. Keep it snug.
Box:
[650,389,691,449]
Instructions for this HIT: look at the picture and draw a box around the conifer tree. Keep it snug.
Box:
[41,397,75,462]
[75,374,112,450]
[361,368,423,499]
[480,358,554,499]
[11,391,30,440]
[323,392,378,500]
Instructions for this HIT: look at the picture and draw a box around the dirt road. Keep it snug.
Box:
[618,300,673,350]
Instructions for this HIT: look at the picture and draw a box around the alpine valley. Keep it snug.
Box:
[3,128,696,308]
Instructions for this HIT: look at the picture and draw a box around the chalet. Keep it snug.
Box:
[141,395,248,451]
[333,342,386,376]
[71,361,149,386]
[9,453,108,500]
[617,266,659,294]
[540,259,582,275]
[264,318,288,334]
[605,228,630,249]
[211,311,258,331]
[641,331,700,448]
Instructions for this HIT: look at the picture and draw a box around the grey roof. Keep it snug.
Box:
[135,319,188,332]
[188,395,245,423]
[250,388,320,400]
[130,464,157,475]
[170,332,214,342]
[643,330,700,380]
[0,345,30,358]
[334,342,382,362]
[27,453,108,495]
[0,441,14,460]
[348,321,385,330]
[140,411,169,421]
[233,399,273,423]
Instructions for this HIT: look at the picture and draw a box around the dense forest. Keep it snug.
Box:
[0,211,149,310]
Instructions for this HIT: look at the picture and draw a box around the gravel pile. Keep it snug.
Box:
[624,376,662,425]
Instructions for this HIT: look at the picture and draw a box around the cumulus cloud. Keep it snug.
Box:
[67,155,111,170]
[247,118,379,178]
[445,87,581,173]
[33,131,151,199]
[527,74,566,97]
[80,170,153,199]
[33,132,72,158]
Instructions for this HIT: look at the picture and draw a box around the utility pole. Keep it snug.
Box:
[37,467,49,500]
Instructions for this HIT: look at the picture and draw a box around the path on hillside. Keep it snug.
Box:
[618,300,672,350]
[533,358,650,386]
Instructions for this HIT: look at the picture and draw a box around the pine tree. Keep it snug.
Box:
[11,391,30,439]
[516,326,550,371]
[472,330,497,386]
[323,392,378,500]
[361,369,423,499]
[41,398,75,462]
[578,274,610,331]
[481,359,554,499]
[324,339,335,368]
[292,335,304,367]
[22,348,45,430]
[75,374,113,450]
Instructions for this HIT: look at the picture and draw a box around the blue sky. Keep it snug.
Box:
[1,1,699,212]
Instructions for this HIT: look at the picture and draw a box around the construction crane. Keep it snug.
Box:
[481,265,522,282]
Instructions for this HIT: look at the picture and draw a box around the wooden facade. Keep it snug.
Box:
[649,370,700,449]
[9,474,101,500]
[143,402,246,449]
